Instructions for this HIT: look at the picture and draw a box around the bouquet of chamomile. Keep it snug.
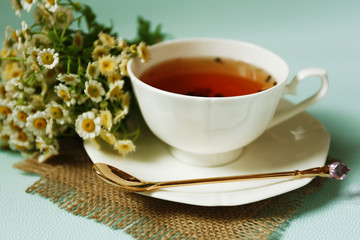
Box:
[0,0,166,162]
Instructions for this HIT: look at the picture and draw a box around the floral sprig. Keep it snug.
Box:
[1,0,165,162]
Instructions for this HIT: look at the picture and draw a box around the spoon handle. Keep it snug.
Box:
[150,166,330,190]
[93,162,349,192]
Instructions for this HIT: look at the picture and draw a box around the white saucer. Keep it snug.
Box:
[84,100,330,206]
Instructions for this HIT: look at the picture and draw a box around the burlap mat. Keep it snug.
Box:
[14,137,324,240]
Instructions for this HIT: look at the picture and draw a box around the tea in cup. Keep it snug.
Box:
[127,38,328,167]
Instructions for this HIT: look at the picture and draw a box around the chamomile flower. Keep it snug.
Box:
[1,48,12,58]
[29,95,45,110]
[114,139,136,155]
[26,46,40,60]
[43,0,58,12]
[39,68,58,84]
[137,41,149,62]
[1,61,24,81]
[9,0,22,16]
[0,99,15,120]
[98,32,116,48]
[91,45,109,60]
[35,136,55,151]
[2,117,19,133]
[57,73,80,85]
[112,92,130,124]
[37,145,58,162]
[117,38,128,50]
[73,31,83,48]
[45,101,69,124]
[21,0,37,12]
[98,55,117,76]
[10,139,34,152]
[0,83,6,98]
[35,137,59,162]
[12,105,31,127]
[0,132,10,149]
[107,71,122,84]
[119,57,129,76]
[37,48,59,69]
[54,84,76,106]
[86,62,100,79]
[9,129,34,151]
[105,80,124,100]
[99,129,117,145]
[26,111,51,136]
[75,111,101,139]
[113,107,128,124]
[100,110,113,130]
[25,57,41,72]
[53,6,74,28]
[121,91,131,109]
[21,20,31,40]
[85,80,105,103]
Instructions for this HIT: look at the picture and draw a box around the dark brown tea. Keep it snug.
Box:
[140,57,277,97]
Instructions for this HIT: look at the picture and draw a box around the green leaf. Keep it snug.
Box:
[132,16,170,45]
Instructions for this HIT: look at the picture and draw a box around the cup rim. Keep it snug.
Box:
[127,37,290,101]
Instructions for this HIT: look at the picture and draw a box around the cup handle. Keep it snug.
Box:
[267,68,329,129]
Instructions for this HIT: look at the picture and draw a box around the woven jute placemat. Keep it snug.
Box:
[14,137,324,240]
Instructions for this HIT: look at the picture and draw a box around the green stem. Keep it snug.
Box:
[60,24,68,43]
[0,57,25,61]
[77,56,81,75]
[67,57,71,73]
[24,71,37,84]
[127,126,141,142]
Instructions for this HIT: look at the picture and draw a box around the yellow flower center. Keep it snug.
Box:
[10,121,21,131]
[101,113,111,129]
[82,119,95,133]
[59,90,70,101]
[0,86,5,96]
[87,65,97,76]
[119,144,131,150]
[11,31,18,43]
[138,45,149,61]
[99,58,116,75]
[33,118,47,130]
[50,107,63,119]
[16,145,27,151]
[63,76,75,82]
[1,135,10,140]
[11,69,23,78]
[1,50,8,58]
[32,62,40,72]
[88,85,100,97]
[74,33,83,47]
[95,49,107,58]
[17,131,28,141]
[0,106,11,116]
[17,112,28,122]
[107,73,120,84]
[42,53,55,65]
[102,61,110,69]
[47,0,55,6]
[26,0,33,4]
[31,50,38,59]
[56,12,67,24]
[44,69,56,78]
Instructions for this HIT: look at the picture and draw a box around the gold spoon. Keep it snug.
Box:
[92,161,350,192]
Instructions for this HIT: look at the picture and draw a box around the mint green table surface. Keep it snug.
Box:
[1,1,359,239]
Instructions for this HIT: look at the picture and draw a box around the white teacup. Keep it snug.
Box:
[127,38,328,167]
